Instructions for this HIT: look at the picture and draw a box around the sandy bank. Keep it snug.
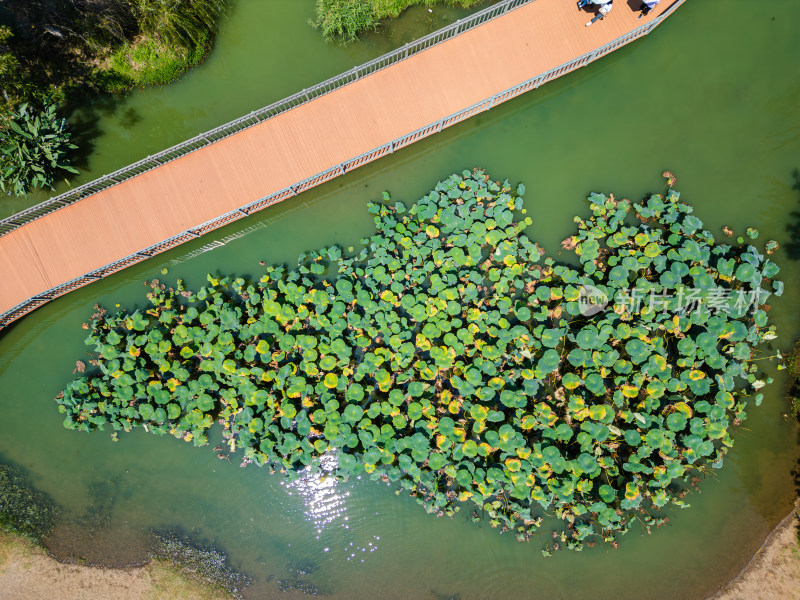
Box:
[0,530,232,600]
[711,511,800,600]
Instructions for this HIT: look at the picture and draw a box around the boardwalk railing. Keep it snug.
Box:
[0,0,539,237]
[0,0,685,328]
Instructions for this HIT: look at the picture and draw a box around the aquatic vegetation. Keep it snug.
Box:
[311,0,484,43]
[0,462,57,544]
[784,341,800,417]
[150,529,251,599]
[57,169,782,550]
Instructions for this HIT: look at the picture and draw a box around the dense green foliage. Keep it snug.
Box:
[106,37,210,91]
[0,0,227,103]
[0,463,57,544]
[58,170,781,550]
[312,0,379,43]
[103,0,224,90]
[312,0,484,43]
[0,100,78,197]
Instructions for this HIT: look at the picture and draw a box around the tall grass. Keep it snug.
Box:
[106,35,209,90]
[312,0,486,43]
[131,0,227,50]
[311,0,379,44]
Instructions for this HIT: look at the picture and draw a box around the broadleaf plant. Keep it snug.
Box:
[0,98,78,197]
[57,169,781,551]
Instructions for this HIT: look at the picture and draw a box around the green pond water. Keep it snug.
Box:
[2,1,800,598]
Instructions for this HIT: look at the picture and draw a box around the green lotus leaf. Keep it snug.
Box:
[735,263,756,283]
[537,349,561,374]
[608,266,628,284]
[343,404,363,424]
[100,345,119,360]
[554,422,572,442]
[427,453,446,471]
[487,410,505,423]
[324,373,339,389]
[469,404,489,422]
[338,453,357,472]
[576,328,599,350]
[462,440,478,457]
[576,453,600,477]
[138,403,155,419]
[623,429,641,446]
[407,402,423,420]
[407,381,424,397]
[666,412,687,432]
[584,373,606,396]
[345,383,365,403]
[568,348,592,368]
[438,416,455,437]
[624,339,650,364]
[561,372,582,390]
[598,484,616,503]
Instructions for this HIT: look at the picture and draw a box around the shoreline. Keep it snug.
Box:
[709,509,800,600]
[0,530,233,600]
[3,509,800,599]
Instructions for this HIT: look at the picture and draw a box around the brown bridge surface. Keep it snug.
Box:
[0,0,683,328]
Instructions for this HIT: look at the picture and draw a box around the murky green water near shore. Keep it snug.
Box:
[1,1,800,598]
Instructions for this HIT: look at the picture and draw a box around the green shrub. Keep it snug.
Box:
[311,0,379,43]
[0,1,226,104]
[105,35,209,90]
[0,99,78,197]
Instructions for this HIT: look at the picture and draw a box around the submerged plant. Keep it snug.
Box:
[57,170,782,551]
[0,462,58,543]
[150,529,251,599]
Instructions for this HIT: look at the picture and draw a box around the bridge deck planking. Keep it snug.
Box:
[0,0,673,315]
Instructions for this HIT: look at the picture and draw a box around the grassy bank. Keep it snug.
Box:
[0,0,228,104]
[103,35,211,92]
[312,0,486,42]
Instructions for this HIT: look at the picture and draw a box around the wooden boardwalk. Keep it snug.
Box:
[0,0,682,327]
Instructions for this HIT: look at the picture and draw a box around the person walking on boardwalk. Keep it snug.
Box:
[577,0,613,27]
[639,0,660,17]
